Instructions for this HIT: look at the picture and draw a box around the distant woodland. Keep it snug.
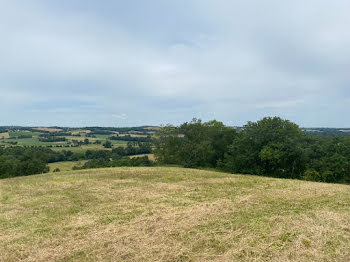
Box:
[1,117,350,184]
[154,117,350,184]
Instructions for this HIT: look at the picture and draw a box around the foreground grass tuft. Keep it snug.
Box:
[1,167,350,261]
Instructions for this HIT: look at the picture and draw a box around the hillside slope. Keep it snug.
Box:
[1,167,350,261]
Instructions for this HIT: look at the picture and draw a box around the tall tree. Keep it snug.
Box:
[223,117,306,178]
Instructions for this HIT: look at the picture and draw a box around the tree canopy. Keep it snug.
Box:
[154,117,350,184]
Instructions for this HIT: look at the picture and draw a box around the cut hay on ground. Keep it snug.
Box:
[1,167,350,261]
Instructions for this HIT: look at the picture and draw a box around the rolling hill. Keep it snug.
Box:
[1,167,350,261]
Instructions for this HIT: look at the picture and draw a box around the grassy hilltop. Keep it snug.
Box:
[1,167,350,261]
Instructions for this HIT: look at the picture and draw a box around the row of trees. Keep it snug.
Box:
[84,143,151,160]
[15,135,33,139]
[109,135,152,142]
[75,143,153,169]
[153,117,350,184]
[39,132,72,137]
[38,136,66,142]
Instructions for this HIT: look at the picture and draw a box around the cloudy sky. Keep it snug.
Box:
[1,1,349,127]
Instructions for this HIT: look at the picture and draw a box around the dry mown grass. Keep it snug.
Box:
[1,167,350,261]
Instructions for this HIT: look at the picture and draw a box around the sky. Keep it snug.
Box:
[1,0,350,127]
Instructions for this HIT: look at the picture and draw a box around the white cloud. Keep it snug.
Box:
[0,0,349,126]
[111,114,127,120]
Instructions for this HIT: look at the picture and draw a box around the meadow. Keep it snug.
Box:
[1,167,350,261]
[4,137,69,147]
[0,132,10,139]
[48,160,88,171]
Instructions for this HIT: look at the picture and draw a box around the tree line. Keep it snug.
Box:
[109,135,152,142]
[38,136,67,142]
[153,117,350,184]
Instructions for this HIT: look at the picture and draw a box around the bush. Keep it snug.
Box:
[321,171,336,183]
[303,169,322,182]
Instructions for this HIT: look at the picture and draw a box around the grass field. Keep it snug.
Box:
[0,132,10,139]
[8,131,39,138]
[110,140,128,146]
[129,153,155,161]
[51,144,117,153]
[1,127,139,153]
[48,160,88,172]
[1,167,350,261]
[4,137,69,147]
[33,127,62,132]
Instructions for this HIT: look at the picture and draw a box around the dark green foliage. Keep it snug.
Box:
[303,169,322,181]
[86,143,151,159]
[16,135,33,139]
[89,130,115,135]
[0,127,8,133]
[0,147,50,178]
[85,126,156,135]
[153,119,237,168]
[154,117,350,184]
[0,147,84,178]
[223,117,306,179]
[120,142,152,156]
[223,117,350,182]
[103,140,112,148]
[39,132,72,137]
[109,135,152,142]
[152,125,182,164]
[39,136,66,142]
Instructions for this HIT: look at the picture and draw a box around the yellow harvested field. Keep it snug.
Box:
[34,127,62,132]
[0,132,10,139]
[71,130,91,135]
[144,126,160,130]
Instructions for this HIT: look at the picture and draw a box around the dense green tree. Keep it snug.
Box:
[103,140,112,148]
[222,117,306,178]
[153,125,182,164]
[154,119,236,168]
